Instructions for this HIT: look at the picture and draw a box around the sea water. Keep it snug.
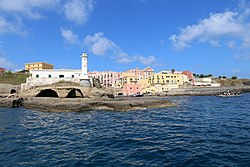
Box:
[0,93,250,166]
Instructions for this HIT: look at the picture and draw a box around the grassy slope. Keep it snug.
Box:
[0,73,30,85]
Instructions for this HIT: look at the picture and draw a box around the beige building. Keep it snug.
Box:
[148,71,184,86]
[145,71,185,95]
[25,62,54,71]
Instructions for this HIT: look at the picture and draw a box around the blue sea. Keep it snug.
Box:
[0,93,250,167]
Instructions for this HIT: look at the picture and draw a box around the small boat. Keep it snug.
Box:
[133,93,144,97]
[218,90,241,97]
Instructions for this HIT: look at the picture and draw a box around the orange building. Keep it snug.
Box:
[25,62,54,71]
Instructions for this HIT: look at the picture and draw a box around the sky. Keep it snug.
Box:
[0,0,250,78]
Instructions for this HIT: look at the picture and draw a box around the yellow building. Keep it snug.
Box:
[143,71,185,95]
[138,78,150,89]
[144,84,179,94]
[148,72,184,86]
[25,62,54,71]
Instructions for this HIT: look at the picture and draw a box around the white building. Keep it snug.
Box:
[21,52,91,91]
[193,77,221,87]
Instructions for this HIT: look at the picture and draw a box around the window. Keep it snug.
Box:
[59,75,64,78]
[36,74,39,78]
[48,75,51,78]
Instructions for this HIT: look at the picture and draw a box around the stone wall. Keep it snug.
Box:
[21,78,81,91]
[0,84,20,94]
[21,77,93,92]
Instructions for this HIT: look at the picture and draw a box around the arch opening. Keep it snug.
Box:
[66,88,84,98]
[10,89,16,94]
[36,89,59,98]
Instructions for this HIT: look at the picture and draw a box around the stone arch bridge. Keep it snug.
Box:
[21,86,93,98]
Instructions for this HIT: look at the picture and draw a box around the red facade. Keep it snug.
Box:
[0,68,5,76]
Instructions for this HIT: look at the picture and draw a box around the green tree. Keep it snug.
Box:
[231,76,238,80]
[199,74,205,78]
[207,74,213,77]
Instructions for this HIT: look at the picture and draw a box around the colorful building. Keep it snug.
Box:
[182,70,194,84]
[25,62,54,71]
[148,71,184,86]
[121,67,154,85]
[121,67,154,95]
[122,83,142,96]
[0,67,5,76]
[144,71,186,94]
[88,71,121,88]
[144,84,179,95]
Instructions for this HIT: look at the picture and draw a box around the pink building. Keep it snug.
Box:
[88,71,121,88]
[0,67,5,76]
[122,84,142,96]
[182,70,194,84]
[124,66,154,80]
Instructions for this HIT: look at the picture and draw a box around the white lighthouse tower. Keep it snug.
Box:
[81,52,88,79]
[80,52,91,87]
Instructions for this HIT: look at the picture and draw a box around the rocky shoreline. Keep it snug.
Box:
[1,86,250,112]
[0,97,175,112]
[166,86,250,96]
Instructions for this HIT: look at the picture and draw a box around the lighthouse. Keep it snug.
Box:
[80,52,91,87]
[81,52,88,79]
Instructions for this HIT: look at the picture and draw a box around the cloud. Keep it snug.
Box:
[83,32,156,65]
[0,0,94,36]
[63,0,93,25]
[0,16,26,36]
[235,53,250,61]
[232,69,240,74]
[133,55,156,65]
[0,52,15,70]
[60,28,79,44]
[227,40,237,48]
[83,32,118,56]
[0,0,59,19]
[169,0,250,50]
